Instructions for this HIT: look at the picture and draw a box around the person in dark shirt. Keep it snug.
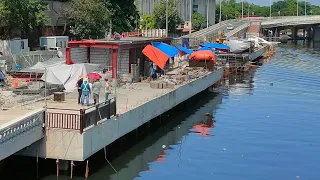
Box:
[76,76,84,104]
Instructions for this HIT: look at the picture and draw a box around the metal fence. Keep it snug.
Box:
[46,98,117,133]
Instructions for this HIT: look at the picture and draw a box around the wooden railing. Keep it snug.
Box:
[46,98,117,133]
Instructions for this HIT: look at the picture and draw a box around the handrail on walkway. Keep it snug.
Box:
[46,98,117,133]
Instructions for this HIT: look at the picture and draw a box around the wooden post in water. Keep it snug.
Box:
[85,160,89,179]
[56,159,59,178]
[70,161,74,179]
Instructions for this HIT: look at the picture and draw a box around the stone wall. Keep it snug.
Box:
[90,48,112,71]
[118,49,129,76]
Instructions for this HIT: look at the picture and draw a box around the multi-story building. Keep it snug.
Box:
[136,0,216,26]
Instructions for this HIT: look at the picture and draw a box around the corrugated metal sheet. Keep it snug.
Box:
[71,48,87,63]
[90,48,112,71]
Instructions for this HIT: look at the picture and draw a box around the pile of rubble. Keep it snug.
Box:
[149,67,209,89]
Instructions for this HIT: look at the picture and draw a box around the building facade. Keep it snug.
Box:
[136,0,216,26]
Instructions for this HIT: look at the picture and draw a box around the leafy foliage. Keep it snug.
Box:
[0,0,50,39]
[216,0,320,22]
[63,0,110,40]
[192,12,206,31]
[140,15,156,29]
[153,0,183,32]
[107,0,139,33]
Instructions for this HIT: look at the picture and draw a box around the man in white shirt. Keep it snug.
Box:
[105,78,112,103]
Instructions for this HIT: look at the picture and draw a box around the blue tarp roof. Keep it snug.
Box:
[200,43,230,50]
[176,46,194,54]
[152,42,179,57]
[198,47,211,51]
[198,47,217,54]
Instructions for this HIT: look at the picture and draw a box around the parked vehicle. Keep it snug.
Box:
[227,24,234,30]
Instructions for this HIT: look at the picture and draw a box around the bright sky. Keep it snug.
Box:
[238,0,320,6]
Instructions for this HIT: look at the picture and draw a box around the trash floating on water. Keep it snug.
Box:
[296,176,300,179]
[162,145,166,149]
[270,83,273,86]
[223,148,227,151]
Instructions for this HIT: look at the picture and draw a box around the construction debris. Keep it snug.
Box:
[149,67,209,89]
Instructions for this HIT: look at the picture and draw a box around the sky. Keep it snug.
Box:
[237,0,320,6]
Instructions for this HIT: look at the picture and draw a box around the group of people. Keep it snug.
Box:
[76,76,112,106]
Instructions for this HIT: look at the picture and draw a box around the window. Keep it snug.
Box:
[21,41,24,49]
[193,5,198,13]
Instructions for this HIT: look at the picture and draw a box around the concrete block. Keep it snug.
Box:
[161,82,167,89]
[167,83,175,89]
[150,81,159,89]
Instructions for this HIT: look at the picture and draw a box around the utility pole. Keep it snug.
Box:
[241,0,244,19]
[206,0,209,28]
[189,0,192,35]
[305,0,307,16]
[219,0,222,23]
[166,0,168,37]
[297,0,299,16]
[270,0,272,18]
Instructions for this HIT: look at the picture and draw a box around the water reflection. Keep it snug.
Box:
[39,93,223,180]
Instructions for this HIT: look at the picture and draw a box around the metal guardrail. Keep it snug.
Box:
[0,109,45,144]
[173,15,320,47]
[46,98,117,133]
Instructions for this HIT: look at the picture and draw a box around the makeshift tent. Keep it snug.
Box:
[142,44,169,70]
[190,50,216,62]
[176,46,193,56]
[151,42,179,57]
[225,39,251,53]
[41,63,100,92]
[200,43,230,50]
[19,56,66,73]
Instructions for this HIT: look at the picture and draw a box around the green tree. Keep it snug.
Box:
[153,0,182,32]
[1,0,50,39]
[192,12,206,31]
[107,0,140,33]
[140,14,156,29]
[63,0,110,40]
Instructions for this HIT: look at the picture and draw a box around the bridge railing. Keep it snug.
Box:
[46,98,117,133]
[0,109,45,145]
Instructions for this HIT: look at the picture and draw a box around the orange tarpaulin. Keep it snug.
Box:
[142,44,169,70]
[190,50,216,63]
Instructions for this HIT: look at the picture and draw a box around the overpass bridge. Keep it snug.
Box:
[1,14,320,168]
[173,15,320,47]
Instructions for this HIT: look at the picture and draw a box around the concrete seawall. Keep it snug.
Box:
[18,68,223,161]
[83,68,223,160]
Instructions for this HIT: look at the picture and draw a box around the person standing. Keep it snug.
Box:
[76,76,83,104]
[92,79,102,105]
[104,78,112,103]
[81,78,91,106]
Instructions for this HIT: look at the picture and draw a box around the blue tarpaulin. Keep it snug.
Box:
[198,47,217,54]
[152,42,179,57]
[198,47,211,51]
[200,43,230,50]
[176,46,194,54]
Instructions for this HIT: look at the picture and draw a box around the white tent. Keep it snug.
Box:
[41,63,100,92]
[19,56,66,73]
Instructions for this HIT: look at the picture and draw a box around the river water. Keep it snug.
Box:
[6,41,320,179]
[100,42,320,180]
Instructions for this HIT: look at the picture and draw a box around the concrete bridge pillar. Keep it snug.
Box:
[291,27,298,40]
[312,25,320,42]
